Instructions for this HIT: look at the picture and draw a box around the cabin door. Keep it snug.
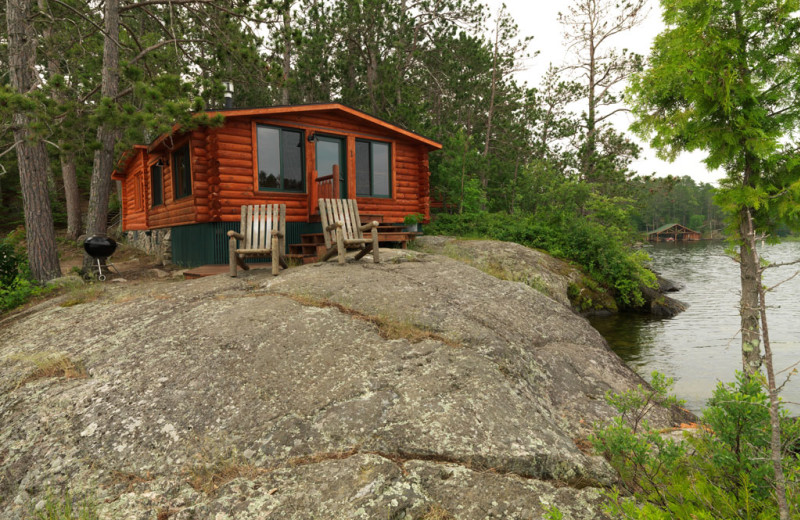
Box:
[316,136,346,198]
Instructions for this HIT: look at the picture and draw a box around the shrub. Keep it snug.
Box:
[426,212,655,307]
[0,229,52,313]
[0,240,23,287]
[591,371,800,519]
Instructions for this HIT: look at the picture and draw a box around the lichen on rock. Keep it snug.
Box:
[0,248,680,519]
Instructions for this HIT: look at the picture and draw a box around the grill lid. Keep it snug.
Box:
[83,235,117,259]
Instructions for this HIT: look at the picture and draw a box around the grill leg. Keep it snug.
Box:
[95,259,106,281]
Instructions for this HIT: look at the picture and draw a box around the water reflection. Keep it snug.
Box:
[589,240,800,414]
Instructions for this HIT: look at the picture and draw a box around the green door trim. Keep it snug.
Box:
[315,135,347,199]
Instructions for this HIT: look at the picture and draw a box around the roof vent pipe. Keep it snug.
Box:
[222,81,234,109]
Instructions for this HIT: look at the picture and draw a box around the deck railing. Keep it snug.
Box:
[311,165,339,215]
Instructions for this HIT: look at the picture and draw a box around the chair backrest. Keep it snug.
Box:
[319,199,363,248]
[239,204,286,251]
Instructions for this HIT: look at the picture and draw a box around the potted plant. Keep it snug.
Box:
[403,213,425,233]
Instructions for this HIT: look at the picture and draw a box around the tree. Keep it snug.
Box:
[6,0,62,281]
[81,0,266,270]
[628,1,800,516]
[84,0,120,273]
[558,0,646,190]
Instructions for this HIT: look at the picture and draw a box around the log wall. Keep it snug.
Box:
[119,149,149,231]
[117,109,436,231]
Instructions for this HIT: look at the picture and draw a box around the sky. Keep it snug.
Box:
[483,0,724,185]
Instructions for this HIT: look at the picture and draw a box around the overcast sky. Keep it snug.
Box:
[483,0,724,185]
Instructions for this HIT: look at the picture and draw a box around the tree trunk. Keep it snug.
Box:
[366,46,379,113]
[7,0,62,282]
[38,0,82,241]
[84,0,120,270]
[61,151,82,240]
[738,211,761,374]
[482,15,500,195]
[739,157,762,374]
[584,33,597,184]
[509,157,519,215]
[756,285,789,518]
[281,3,292,105]
[756,258,790,519]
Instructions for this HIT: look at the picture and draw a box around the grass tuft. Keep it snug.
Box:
[185,446,265,495]
[279,292,461,347]
[30,489,98,520]
[58,285,103,308]
[420,504,455,520]
[109,470,154,492]
[13,352,88,389]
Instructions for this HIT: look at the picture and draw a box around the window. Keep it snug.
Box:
[356,140,391,198]
[151,163,163,206]
[257,125,304,192]
[133,174,144,211]
[172,145,192,199]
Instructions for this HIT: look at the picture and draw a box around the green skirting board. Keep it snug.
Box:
[170,221,322,267]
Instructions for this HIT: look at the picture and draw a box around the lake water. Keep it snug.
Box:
[589,240,800,415]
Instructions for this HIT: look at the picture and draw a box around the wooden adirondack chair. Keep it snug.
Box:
[227,204,288,277]
[318,199,381,265]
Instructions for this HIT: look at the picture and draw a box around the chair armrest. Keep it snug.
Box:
[359,221,379,231]
[227,230,245,240]
[325,221,343,232]
[270,230,284,237]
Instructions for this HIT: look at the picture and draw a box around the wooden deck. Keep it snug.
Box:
[288,225,420,264]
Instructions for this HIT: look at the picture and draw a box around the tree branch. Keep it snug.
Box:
[49,0,126,49]
[595,106,631,123]
[765,270,799,293]
[130,38,206,63]
[120,0,217,12]
[763,259,800,270]
[0,141,22,160]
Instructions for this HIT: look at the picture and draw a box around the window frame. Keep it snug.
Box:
[172,144,192,200]
[355,138,392,199]
[255,123,306,193]
[150,161,164,207]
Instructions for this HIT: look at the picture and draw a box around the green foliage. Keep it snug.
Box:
[628,175,722,234]
[426,210,655,307]
[32,489,98,520]
[544,506,564,520]
[0,230,51,313]
[403,213,425,226]
[593,371,800,519]
[0,240,23,288]
[628,0,800,240]
[604,371,684,433]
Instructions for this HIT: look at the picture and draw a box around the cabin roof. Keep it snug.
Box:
[147,103,442,152]
[648,223,700,235]
[111,145,147,180]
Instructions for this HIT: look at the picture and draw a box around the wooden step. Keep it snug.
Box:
[289,243,327,256]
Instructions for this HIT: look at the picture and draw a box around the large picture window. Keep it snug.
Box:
[257,125,305,192]
[151,163,163,206]
[356,140,391,198]
[172,145,192,200]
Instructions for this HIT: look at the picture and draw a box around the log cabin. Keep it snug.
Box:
[111,103,441,267]
[646,223,702,242]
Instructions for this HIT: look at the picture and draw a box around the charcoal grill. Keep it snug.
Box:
[83,235,119,281]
